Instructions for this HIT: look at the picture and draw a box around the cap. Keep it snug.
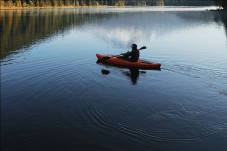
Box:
[130,44,137,48]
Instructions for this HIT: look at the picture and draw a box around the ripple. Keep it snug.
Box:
[76,95,227,145]
[162,63,227,96]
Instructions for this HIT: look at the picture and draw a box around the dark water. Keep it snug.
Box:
[1,7,227,151]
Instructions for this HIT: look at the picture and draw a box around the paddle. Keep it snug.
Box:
[99,46,147,61]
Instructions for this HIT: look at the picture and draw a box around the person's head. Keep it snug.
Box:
[131,44,137,50]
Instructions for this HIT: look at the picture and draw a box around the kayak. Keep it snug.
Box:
[96,54,161,70]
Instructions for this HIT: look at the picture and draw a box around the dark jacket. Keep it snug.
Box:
[123,49,140,61]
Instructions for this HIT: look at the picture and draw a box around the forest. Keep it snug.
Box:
[0,0,226,8]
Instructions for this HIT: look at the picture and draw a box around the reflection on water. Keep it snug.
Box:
[98,59,161,85]
[215,11,227,35]
[1,7,227,60]
[0,9,110,59]
[101,68,146,85]
[1,7,227,151]
[121,69,146,85]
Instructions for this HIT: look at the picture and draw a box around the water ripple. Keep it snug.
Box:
[76,96,227,145]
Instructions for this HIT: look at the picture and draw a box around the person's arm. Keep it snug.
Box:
[122,51,131,58]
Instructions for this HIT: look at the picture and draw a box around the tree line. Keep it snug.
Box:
[2,0,126,7]
[0,0,226,8]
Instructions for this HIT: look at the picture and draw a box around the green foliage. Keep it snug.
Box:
[39,0,45,6]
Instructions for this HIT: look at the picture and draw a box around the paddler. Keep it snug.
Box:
[122,44,140,61]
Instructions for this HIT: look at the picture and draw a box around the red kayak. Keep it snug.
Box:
[96,54,161,70]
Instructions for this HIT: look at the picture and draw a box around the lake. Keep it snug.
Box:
[1,7,227,151]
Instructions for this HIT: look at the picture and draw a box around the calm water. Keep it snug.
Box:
[1,7,227,151]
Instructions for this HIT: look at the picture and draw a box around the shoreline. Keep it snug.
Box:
[0,5,114,10]
[1,5,226,11]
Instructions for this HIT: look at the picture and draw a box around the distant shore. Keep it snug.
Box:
[0,5,113,10]
[1,5,226,11]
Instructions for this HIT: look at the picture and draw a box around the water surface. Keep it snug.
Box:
[1,7,227,151]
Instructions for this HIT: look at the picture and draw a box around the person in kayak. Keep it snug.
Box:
[122,44,140,61]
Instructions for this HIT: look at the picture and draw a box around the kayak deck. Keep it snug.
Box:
[96,54,161,70]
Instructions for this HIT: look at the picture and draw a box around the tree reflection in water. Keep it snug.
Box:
[1,7,227,60]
